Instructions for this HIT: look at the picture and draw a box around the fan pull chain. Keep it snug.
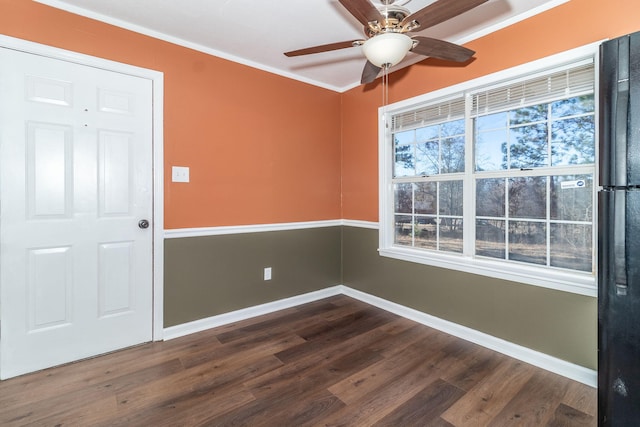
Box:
[381,64,390,132]
[381,64,390,108]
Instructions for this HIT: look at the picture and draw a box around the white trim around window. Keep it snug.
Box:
[379,43,601,298]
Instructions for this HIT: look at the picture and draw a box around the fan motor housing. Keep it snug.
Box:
[365,5,411,37]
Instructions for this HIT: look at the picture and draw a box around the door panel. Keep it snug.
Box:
[0,47,154,379]
[98,241,134,316]
[27,122,73,217]
[99,130,133,216]
[28,246,72,330]
[26,74,73,106]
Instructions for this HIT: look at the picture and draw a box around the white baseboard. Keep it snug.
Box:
[163,284,597,388]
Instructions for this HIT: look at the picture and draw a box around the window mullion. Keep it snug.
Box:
[546,104,552,267]
[435,182,440,250]
[546,176,552,267]
[412,182,416,247]
[463,93,475,257]
[505,177,510,261]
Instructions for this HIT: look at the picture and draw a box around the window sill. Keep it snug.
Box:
[378,246,597,297]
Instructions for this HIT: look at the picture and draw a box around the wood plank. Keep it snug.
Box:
[273,308,397,364]
[562,380,598,417]
[114,351,282,413]
[441,344,505,392]
[441,358,536,426]
[487,370,572,426]
[211,349,383,425]
[214,301,342,343]
[373,379,466,426]
[0,383,118,426]
[321,350,462,425]
[104,383,255,427]
[327,334,451,405]
[247,347,384,401]
[547,403,595,427]
[180,325,304,369]
[252,389,346,427]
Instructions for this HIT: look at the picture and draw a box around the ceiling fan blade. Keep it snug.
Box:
[361,60,382,84]
[401,0,488,32]
[284,40,359,57]
[339,0,385,27]
[411,36,475,62]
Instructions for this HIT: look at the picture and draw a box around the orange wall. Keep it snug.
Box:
[341,0,640,222]
[0,0,342,229]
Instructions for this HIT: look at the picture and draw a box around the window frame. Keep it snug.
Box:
[378,43,599,297]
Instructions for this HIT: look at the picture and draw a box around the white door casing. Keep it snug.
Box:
[0,37,164,379]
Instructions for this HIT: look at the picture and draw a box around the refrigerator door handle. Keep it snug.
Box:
[614,191,628,295]
[613,32,630,187]
[614,79,630,187]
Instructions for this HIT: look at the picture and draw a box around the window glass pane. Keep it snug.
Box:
[394,183,412,214]
[394,215,413,246]
[416,125,439,142]
[415,182,437,214]
[394,144,414,177]
[550,223,592,272]
[439,181,463,215]
[476,178,505,217]
[415,218,437,250]
[509,104,547,125]
[442,118,465,137]
[394,130,415,144]
[551,115,595,165]
[550,175,593,221]
[476,112,507,131]
[442,136,465,173]
[551,95,594,118]
[509,123,548,168]
[508,221,546,265]
[509,177,546,219]
[416,141,439,175]
[440,218,463,253]
[476,219,505,259]
[476,129,507,171]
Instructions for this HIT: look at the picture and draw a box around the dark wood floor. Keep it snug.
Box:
[0,295,596,426]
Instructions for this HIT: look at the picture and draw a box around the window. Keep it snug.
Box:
[379,46,597,296]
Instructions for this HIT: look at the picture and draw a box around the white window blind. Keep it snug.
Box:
[471,60,594,116]
[391,96,466,132]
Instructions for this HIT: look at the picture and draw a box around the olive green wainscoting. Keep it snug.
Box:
[341,226,598,370]
[163,227,342,327]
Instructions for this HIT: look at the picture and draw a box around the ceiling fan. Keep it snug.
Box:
[284,0,488,84]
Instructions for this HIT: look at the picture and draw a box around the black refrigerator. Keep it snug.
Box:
[599,30,640,426]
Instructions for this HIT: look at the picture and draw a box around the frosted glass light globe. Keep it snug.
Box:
[362,33,413,67]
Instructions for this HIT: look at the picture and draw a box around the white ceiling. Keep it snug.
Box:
[34,0,568,92]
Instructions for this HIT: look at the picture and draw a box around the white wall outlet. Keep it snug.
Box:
[172,166,190,183]
[264,267,272,281]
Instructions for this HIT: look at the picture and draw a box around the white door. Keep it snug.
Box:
[0,48,154,379]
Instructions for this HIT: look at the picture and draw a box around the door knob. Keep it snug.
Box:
[138,219,150,229]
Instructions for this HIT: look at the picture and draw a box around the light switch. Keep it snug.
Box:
[172,166,189,183]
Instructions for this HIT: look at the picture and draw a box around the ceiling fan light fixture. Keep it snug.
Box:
[362,33,412,68]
